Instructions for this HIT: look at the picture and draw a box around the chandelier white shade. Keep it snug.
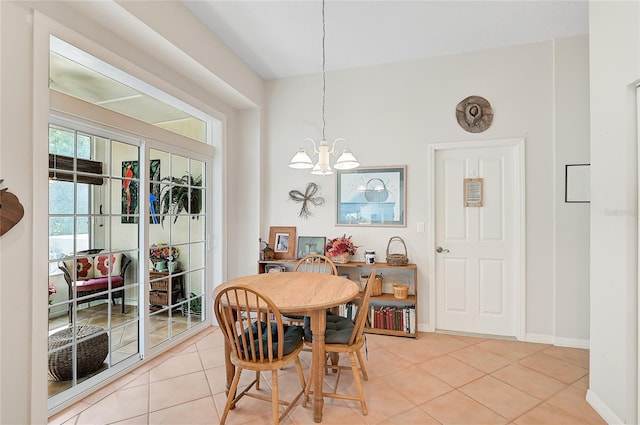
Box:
[288,0,359,176]
[290,137,359,176]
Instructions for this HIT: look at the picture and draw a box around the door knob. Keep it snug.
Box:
[436,246,450,253]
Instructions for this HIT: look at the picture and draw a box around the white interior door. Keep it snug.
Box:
[434,141,524,337]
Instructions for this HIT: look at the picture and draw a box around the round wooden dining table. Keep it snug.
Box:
[215,271,359,423]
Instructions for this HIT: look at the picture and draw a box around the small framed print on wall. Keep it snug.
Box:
[565,164,590,203]
[269,226,297,260]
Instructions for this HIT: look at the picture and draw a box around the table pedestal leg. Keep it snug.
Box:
[311,310,326,423]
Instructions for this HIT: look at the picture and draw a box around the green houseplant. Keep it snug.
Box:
[159,173,202,226]
[187,292,202,315]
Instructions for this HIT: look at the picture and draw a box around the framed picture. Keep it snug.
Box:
[464,177,483,207]
[297,236,326,259]
[121,159,161,224]
[565,164,590,203]
[121,160,140,224]
[269,226,297,260]
[149,159,162,224]
[336,166,407,227]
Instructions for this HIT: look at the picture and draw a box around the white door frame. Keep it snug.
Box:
[426,138,526,340]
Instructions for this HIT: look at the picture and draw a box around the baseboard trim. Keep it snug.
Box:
[586,389,624,424]
[552,336,590,349]
[419,323,435,333]
[524,333,589,349]
[524,333,554,344]
[417,329,590,349]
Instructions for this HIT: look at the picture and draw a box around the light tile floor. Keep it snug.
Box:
[48,303,201,398]
[49,327,606,425]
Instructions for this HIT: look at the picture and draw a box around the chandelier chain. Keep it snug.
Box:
[322,0,326,141]
[288,0,358,174]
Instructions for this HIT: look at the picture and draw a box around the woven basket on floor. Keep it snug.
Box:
[48,325,108,381]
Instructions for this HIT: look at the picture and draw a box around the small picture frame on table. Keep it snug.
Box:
[297,236,326,259]
[269,226,297,260]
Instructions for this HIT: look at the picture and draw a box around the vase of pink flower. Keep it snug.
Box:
[325,234,357,263]
[149,243,180,271]
[48,282,57,305]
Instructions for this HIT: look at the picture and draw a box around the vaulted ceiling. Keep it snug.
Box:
[183,1,588,80]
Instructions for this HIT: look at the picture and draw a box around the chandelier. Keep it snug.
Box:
[289,0,359,176]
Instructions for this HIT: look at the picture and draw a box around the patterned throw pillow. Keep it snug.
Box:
[64,257,94,280]
[93,253,122,278]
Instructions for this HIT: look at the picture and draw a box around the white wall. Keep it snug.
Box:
[587,2,639,424]
[554,36,591,344]
[0,4,36,422]
[264,37,591,342]
[0,1,262,423]
[0,0,605,423]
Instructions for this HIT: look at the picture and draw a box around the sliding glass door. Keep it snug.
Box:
[148,149,206,347]
[48,123,141,402]
[45,34,216,413]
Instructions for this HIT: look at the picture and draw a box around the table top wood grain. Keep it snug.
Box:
[215,272,358,314]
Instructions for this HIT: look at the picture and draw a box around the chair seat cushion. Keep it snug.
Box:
[304,314,355,344]
[74,276,124,292]
[241,322,303,360]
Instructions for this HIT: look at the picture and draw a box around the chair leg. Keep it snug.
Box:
[271,369,279,425]
[328,352,339,373]
[220,368,242,425]
[348,352,367,415]
[256,370,261,390]
[355,349,368,380]
[294,357,306,391]
[278,357,306,422]
[302,358,313,407]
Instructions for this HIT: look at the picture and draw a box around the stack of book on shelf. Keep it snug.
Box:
[369,305,416,334]
[337,302,358,320]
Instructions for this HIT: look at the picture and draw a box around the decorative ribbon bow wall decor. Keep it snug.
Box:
[289,182,325,219]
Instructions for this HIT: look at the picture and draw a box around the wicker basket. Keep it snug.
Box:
[372,274,383,296]
[386,236,409,266]
[150,291,169,306]
[393,284,409,299]
[48,325,108,381]
[359,275,369,292]
[331,254,350,264]
[150,278,170,292]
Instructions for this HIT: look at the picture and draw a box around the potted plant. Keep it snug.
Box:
[149,243,180,270]
[187,293,202,315]
[325,234,357,263]
[48,282,57,305]
[159,172,202,227]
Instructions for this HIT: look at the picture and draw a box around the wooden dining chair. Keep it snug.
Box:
[214,285,306,425]
[302,270,375,415]
[294,253,338,275]
[283,254,339,325]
